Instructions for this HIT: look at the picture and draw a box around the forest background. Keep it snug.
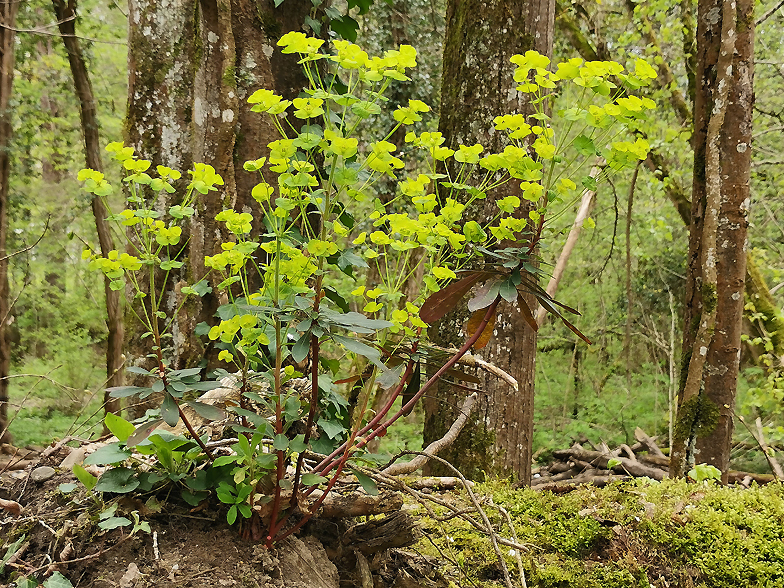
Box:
[1,0,784,479]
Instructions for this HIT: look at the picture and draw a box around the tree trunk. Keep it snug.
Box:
[670,0,753,480]
[123,0,311,388]
[0,0,19,443]
[52,0,124,419]
[423,0,554,483]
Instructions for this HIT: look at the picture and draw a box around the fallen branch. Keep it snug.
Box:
[383,392,478,476]
[552,448,667,480]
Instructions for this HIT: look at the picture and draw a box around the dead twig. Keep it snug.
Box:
[383,392,479,476]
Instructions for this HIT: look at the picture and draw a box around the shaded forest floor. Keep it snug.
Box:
[4,447,784,588]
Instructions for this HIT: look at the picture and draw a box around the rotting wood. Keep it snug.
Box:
[314,491,403,519]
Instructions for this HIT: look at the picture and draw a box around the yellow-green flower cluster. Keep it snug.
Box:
[83,249,142,290]
[209,314,271,364]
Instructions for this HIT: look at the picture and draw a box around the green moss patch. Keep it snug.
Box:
[412,479,784,587]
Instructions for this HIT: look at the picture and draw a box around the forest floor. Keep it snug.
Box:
[3,444,784,588]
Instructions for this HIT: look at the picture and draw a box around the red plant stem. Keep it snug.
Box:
[272,401,359,543]
[265,321,286,549]
[289,333,320,506]
[154,350,214,460]
[307,342,420,481]
[311,298,500,482]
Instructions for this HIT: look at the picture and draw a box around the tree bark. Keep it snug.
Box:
[123,0,311,388]
[670,0,753,480]
[52,0,124,420]
[0,0,19,442]
[423,0,554,483]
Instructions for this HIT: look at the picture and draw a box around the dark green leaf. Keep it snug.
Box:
[95,468,140,493]
[161,393,180,427]
[107,385,151,398]
[347,0,374,14]
[186,401,225,421]
[84,443,131,466]
[333,334,382,367]
[291,331,311,364]
[318,418,345,440]
[323,286,349,313]
[331,14,359,41]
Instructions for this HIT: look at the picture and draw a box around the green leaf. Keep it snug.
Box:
[227,504,238,525]
[581,175,598,191]
[186,401,225,421]
[104,412,135,443]
[301,473,327,486]
[213,455,242,467]
[126,419,165,446]
[573,134,596,156]
[58,483,77,493]
[318,417,345,440]
[72,463,98,490]
[289,434,307,453]
[273,434,289,452]
[1,535,26,575]
[95,468,140,493]
[161,393,180,427]
[43,572,74,588]
[351,468,378,496]
[84,443,131,466]
[333,334,383,367]
[291,331,311,364]
[607,458,622,469]
[106,385,152,399]
[499,278,518,303]
[347,0,373,14]
[98,516,131,530]
[331,14,359,41]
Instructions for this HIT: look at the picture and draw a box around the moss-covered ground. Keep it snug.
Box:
[411,478,784,587]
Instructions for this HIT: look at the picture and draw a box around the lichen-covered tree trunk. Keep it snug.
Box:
[124,0,310,382]
[670,0,753,480]
[0,0,18,442]
[53,0,124,420]
[423,0,554,483]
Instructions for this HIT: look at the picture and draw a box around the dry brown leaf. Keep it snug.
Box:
[465,308,497,350]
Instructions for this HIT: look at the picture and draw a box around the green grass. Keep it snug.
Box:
[7,355,105,447]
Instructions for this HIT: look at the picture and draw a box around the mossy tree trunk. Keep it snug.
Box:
[423,0,554,483]
[123,0,310,385]
[670,0,753,480]
[53,0,124,420]
[0,0,18,443]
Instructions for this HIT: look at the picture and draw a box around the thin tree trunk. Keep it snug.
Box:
[123,0,311,399]
[424,0,555,484]
[0,0,19,443]
[52,0,124,419]
[535,158,604,327]
[670,0,753,480]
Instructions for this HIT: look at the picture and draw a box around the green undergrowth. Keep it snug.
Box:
[412,478,784,587]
